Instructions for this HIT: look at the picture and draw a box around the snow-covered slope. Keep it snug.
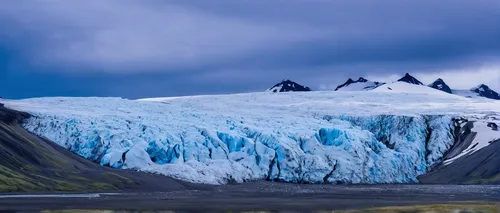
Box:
[334,77,384,91]
[3,92,499,184]
[371,82,456,97]
[453,90,486,99]
[453,85,500,100]
[353,74,453,97]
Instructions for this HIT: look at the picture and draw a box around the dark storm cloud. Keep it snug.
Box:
[0,0,499,98]
[187,0,500,69]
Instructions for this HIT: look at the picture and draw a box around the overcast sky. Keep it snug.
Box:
[1,0,499,99]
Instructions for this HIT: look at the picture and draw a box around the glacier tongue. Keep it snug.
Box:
[19,108,453,184]
[4,93,496,185]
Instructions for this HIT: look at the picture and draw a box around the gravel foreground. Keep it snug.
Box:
[1,183,500,212]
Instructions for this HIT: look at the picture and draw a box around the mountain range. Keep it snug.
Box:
[267,73,500,100]
[0,72,498,195]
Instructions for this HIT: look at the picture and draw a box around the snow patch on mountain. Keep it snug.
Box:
[329,73,499,101]
[3,92,499,184]
[371,82,455,97]
[444,116,500,165]
[334,77,385,91]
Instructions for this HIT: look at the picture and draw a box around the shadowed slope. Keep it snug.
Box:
[418,139,500,184]
[0,106,193,192]
[419,119,500,184]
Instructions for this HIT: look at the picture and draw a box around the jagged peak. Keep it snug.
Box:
[429,78,448,85]
[397,73,423,85]
[268,79,312,92]
[474,84,488,88]
[470,84,500,100]
[428,78,452,94]
[470,84,489,91]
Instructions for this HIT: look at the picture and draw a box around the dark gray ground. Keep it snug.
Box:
[1,183,500,212]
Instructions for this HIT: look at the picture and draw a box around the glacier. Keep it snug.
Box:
[3,91,499,184]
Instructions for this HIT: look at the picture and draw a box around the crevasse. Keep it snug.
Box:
[22,113,454,184]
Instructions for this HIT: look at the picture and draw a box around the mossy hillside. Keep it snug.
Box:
[0,106,136,192]
[0,164,120,192]
[0,165,42,191]
[359,203,499,213]
[465,173,500,184]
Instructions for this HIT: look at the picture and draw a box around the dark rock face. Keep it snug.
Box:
[419,139,500,184]
[471,84,500,100]
[397,73,423,85]
[334,77,384,91]
[268,80,312,92]
[419,119,500,184]
[428,78,452,94]
[488,122,498,131]
[334,78,356,91]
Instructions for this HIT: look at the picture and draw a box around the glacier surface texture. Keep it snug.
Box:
[4,91,499,184]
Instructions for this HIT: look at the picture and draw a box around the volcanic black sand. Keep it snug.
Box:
[1,183,500,212]
[2,105,500,212]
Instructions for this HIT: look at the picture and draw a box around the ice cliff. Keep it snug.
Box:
[4,92,498,184]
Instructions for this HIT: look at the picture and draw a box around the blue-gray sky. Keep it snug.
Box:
[0,0,499,99]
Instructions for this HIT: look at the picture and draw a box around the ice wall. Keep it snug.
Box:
[22,114,454,184]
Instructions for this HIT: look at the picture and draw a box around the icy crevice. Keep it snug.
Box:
[21,113,455,185]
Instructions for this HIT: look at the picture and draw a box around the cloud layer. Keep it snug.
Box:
[0,0,329,72]
[0,0,499,98]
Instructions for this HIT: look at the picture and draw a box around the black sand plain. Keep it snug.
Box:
[1,183,500,212]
